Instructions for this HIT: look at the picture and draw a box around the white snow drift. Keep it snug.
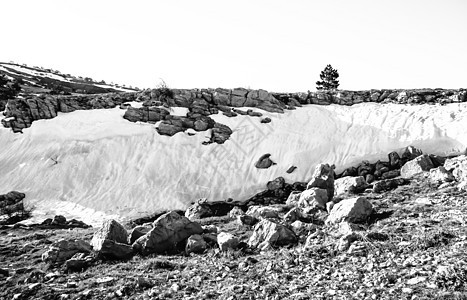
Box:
[1,102,466,226]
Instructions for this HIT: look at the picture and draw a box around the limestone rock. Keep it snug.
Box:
[267,177,285,191]
[326,197,373,225]
[283,207,303,223]
[42,239,92,264]
[255,154,276,169]
[91,220,128,251]
[444,155,467,182]
[210,123,232,144]
[307,164,335,201]
[228,206,245,218]
[246,206,279,219]
[401,146,423,161]
[334,176,367,196]
[128,225,152,245]
[185,201,213,220]
[237,214,259,226]
[373,178,409,193]
[285,191,302,206]
[95,239,133,260]
[133,211,203,255]
[217,232,239,251]
[185,234,207,254]
[297,188,328,209]
[400,154,434,178]
[248,219,297,250]
[429,166,455,183]
[157,122,185,136]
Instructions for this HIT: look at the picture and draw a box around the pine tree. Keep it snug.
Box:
[316,64,340,90]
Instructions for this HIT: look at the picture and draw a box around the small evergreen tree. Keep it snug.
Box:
[316,64,340,90]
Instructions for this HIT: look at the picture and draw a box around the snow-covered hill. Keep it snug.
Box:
[0,62,137,95]
[1,102,466,226]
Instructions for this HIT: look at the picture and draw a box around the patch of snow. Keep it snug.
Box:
[1,64,71,82]
[94,84,135,92]
[170,107,189,116]
[0,103,466,225]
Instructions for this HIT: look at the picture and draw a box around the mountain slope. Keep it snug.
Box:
[1,101,466,226]
[0,62,138,96]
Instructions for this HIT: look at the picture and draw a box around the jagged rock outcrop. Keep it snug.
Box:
[185,234,207,254]
[90,219,133,259]
[2,93,136,132]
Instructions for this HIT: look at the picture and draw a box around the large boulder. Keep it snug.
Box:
[400,154,434,178]
[326,197,373,225]
[285,191,302,206]
[297,188,329,210]
[334,176,367,196]
[42,239,92,264]
[133,211,203,255]
[248,219,297,250]
[91,219,128,251]
[307,164,335,201]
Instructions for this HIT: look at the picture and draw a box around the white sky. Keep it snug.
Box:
[2,0,466,92]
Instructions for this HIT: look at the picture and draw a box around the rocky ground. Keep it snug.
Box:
[1,152,467,300]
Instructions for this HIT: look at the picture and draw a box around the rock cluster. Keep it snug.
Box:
[0,191,27,225]
[2,93,136,132]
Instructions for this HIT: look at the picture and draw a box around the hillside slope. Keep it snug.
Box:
[1,102,466,226]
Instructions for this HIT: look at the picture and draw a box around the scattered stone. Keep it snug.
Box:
[246,206,279,219]
[283,207,303,223]
[217,232,239,251]
[297,188,328,210]
[334,176,367,196]
[326,197,373,225]
[255,154,276,169]
[401,146,423,161]
[128,225,152,245]
[51,215,67,226]
[237,214,259,226]
[429,166,455,183]
[267,177,285,191]
[285,191,302,206]
[388,151,402,169]
[91,220,128,252]
[260,117,271,124]
[42,239,92,264]
[381,170,400,180]
[444,155,467,186]
[286,166,297,173]
[228,206,245,218]
[307,164,335,201]
[185,234,207,254]
[65,253,93,272]
[401,154,434,178]
[133,211,203,255]
[373,178,409,193]
[185,201,213,220]
[95,239,133,260]
[248,219,297,250]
